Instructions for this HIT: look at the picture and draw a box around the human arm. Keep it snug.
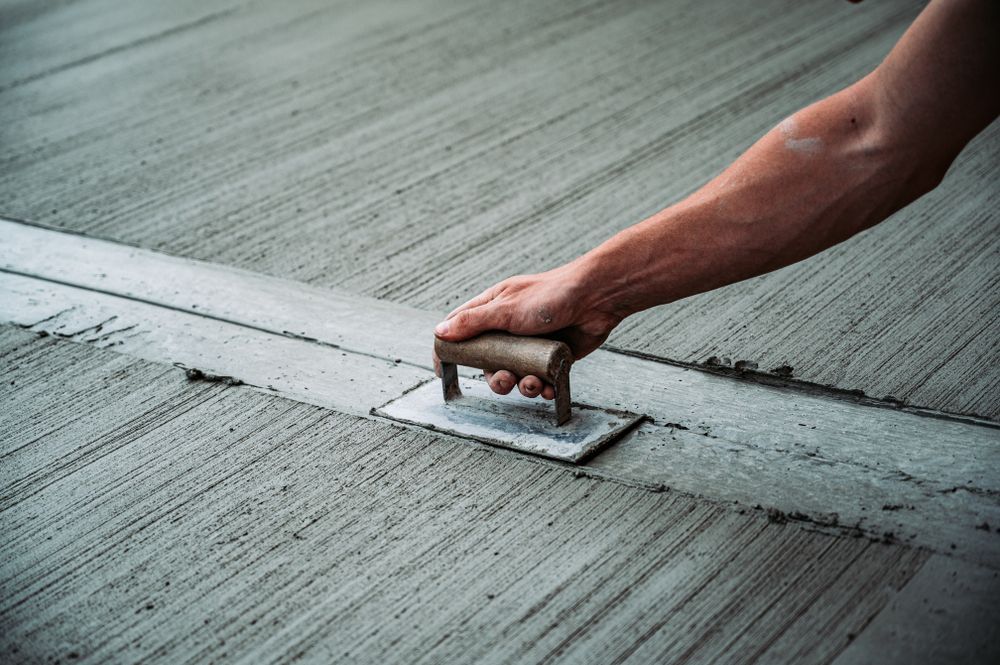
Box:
[434,0,1000,399]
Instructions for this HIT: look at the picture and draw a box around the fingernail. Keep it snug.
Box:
[434,321,450,336]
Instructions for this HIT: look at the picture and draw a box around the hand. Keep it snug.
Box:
[432,265,623,399]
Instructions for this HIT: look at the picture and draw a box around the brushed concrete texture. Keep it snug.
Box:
[0,325,952,664]
[0,0,241,92]
[2,0,997,418]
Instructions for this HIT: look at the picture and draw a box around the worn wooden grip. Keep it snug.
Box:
[434,332,573,383]
[436,332,574,425]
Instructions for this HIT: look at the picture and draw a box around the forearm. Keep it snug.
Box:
[573,77,926,319]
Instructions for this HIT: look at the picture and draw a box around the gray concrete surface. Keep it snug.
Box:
[2,0,999,662]
[833,555,1000,665]
[1,0,997,418]
[0,327,940,663]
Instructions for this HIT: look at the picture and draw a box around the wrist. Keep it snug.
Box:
[568,204,707,321]
[565,246,640,323]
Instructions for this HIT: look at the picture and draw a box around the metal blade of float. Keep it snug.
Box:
[374,332,647,463]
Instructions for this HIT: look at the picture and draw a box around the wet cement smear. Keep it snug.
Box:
[779,116,824,155]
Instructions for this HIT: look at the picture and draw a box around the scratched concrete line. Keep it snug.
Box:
[7,0,996,421]
[0,325,933,664]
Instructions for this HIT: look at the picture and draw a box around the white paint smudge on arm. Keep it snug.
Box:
[779,115,825,155]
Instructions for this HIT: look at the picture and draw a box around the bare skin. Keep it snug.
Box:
[434,0,999,399]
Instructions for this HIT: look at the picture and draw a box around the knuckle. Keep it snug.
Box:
[454,310,473,330]
[493,304,514,329]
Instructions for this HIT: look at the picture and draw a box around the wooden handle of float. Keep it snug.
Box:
[435,332,574,425]
[434,332,573,383]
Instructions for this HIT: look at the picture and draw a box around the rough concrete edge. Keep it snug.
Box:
[604,344,1000,429]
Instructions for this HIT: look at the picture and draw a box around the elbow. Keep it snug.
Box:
[914,156,950,196]
[858,92,951,204]
[861,69,970,201]
[896,138,954,202]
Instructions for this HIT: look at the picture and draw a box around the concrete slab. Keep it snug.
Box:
[0,326,941,664]
[2,0,996,418]
[2,0,998,661]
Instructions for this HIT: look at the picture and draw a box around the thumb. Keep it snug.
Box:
[434,304,508,341]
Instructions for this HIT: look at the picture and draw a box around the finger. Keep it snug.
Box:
[541,384,555,400]
[434,302,509,342]
[487,370,517,395]
[518,375,543,398]
[446,285,498,320]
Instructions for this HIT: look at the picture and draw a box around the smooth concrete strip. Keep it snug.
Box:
[0,272,426,417]
[0,217,441,370]
[2,217,999,567]
[578,353,1000,569]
